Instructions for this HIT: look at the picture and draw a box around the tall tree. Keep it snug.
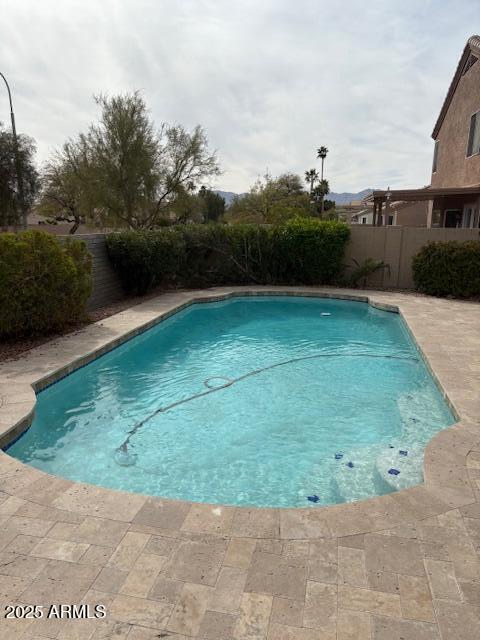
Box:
[274,173,305,197]
[312,179,330,218]
[38,139,95,234]
[168,183,203,224]
[316,146,328,180]
[0,122,38,229]
[199,187,225,222]
[316,146,329,213]
[43,92,221,230]
[227,172,310,224]
[304,168,319,195]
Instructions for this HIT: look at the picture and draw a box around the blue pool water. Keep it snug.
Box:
[8,296,455,507]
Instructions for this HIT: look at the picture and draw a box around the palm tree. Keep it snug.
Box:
[304,168,319,195]
[316,146,328,180]
[312,179,330,218]
[316,146,329,213]
[316,179,330,198]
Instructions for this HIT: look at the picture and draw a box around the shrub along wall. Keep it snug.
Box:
[106,219,351,295]
[0,230,92,339]
[412,240,480,298]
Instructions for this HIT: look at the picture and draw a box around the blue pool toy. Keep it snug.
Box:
[335,453,343,460]
[307,495,320,503]
[399,450,408,456]
[388,468,400,475]
[346,461,354,468]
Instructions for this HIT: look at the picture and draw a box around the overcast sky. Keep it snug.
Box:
[0,0,477,193]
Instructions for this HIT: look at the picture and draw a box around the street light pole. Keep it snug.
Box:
[0,72,27,230]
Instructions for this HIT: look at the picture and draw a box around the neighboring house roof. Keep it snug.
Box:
[350,209,371,221]
[432,34,480,140]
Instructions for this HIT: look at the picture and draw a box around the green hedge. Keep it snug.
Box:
[412,240,480,298]
[0,230,92,339]
[106,219,350,295]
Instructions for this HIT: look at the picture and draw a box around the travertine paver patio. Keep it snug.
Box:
[0,286,480,640]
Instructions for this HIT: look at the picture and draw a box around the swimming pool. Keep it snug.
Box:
[7,296,455,507]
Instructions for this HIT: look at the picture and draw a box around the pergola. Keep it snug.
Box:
[366,185,480,226]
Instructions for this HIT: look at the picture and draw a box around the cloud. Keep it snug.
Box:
[0,0,477,192]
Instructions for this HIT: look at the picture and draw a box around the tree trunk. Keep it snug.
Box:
[320,158,325,215]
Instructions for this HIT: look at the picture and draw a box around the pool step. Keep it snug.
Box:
[332,447,386,503]
[375,447,424,491]
[331,443,424,502]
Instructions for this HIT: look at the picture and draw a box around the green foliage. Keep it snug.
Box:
[106,218,350,295]
[311,179,330,216]
[347,258,390,288]
[106,229,186,295]
[0,230,92,338]
[38,139,96,234]
[40,92,220,231]
[0,122,39,228]
[275,218,350,284]
[198,187,225,222]
[227,173,311,224]
[317,146,328,161]
[167,184,203,224]
[305,168,319,194]
[412,241,480,298]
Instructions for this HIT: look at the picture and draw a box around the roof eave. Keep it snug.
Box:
[431,35,480,140]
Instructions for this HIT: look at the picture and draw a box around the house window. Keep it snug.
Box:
[463,208,472,228]
[432,140,439,173]
[467,111,480,157]
[362,217,367,224]
[388,215,394,226]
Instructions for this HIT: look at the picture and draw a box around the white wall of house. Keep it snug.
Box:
[351,210,374,224]
[351,211,395,225]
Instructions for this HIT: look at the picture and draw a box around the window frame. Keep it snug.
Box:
[466,110,480,158]
[432,139,439,173]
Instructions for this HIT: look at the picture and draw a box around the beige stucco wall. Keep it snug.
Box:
[431,60,480,188]
[345,226,480,289]
[394,201,428,226]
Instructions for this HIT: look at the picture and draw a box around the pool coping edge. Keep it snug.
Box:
[0,286,479,540]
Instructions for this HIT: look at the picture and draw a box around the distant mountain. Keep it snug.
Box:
[214,188,376,207]
[327,189,375,205]
[213,190,246,206]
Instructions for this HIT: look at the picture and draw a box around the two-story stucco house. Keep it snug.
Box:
[369,35,480,227]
